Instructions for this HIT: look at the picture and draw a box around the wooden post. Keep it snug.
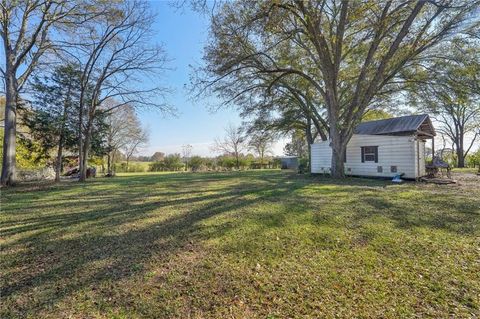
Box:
[414,133,420,181]
[417,138,420,179]
[431,137,435,162]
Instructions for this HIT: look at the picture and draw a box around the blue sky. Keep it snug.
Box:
[137,1,286,157]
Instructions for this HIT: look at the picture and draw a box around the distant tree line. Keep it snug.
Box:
[134,154,280,173]
[111,124,282,173]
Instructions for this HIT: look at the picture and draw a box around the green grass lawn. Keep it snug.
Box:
[452,167,479,174]
[1,170,479,318]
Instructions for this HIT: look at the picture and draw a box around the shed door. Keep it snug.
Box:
[418,140,426,176]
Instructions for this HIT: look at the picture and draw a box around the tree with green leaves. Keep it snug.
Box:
[189,156,204,172]
[212,124,247,169]
[361,110,393,122]
[284,130,309,158]
[26,63,82,181]
[64,0,172,181]
[197,0,479,177]
[0,0,85,186]
[248,130,274,164]
[409,39,480,167]
[163,154,184,171]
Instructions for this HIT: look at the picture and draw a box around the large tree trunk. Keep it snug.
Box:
[1,68,18,187]
[78,95,85,181]
[79,139,90,182]
[329,125,347,178]
[107,152,112,175]
[111,152,116,176]
[79,120,93,182]
[305,118,314,173]
[456,147,465,168]
[331,143,346,178]
[78,130,83,179]
[455,137,464,168]
[55,90,70,182]
[55,135,64,182]
[456,128,465,168]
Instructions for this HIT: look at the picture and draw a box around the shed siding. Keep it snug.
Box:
[311,134,419,178]
[311,142,332,174]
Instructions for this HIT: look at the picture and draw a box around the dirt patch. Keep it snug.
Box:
[451,172,480,188]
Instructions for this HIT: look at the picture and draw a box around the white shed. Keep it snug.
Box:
[311,114,436,179]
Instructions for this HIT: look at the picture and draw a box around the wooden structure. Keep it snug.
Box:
[425,156,451,179]
[311,114,436,179]
[278,156,299,170]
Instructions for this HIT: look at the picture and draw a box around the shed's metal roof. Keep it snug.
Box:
[354,114,435,136]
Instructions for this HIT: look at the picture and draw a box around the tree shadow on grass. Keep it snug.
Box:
[208,176,479,262]
[1,170,479,317]
[353,194,480,235]
[1,171,307,317]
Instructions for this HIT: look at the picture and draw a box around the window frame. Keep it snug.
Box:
[361,146,378,163]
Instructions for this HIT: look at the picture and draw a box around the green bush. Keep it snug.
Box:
[164,154,184,171]
[189,156,204,171]
[466,149,480,168]
[217,156,236,169]
[0,128,47,170]
[149,154,184,172]
[114,162,146,173]
[298,157,309,174]
[202,158,217,170]
[149,161,166,172]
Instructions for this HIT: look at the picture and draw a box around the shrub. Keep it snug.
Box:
[189,156,204,171]
[217,156,236,169]
[298,157,309,174]
[114,162,146,173]
[149,161,165,172]
[164,154,184,171]
[149,155,184,172]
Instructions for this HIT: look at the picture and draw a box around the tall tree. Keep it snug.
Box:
[27,63,82,181]
[0,0,81,185]
[197,0,479,177]
[121,124,149,172]
[151,151,165,162]
[284,130,309,158]
[410,40,480,167]
[212,124,247,169]
[104,101,139,176]
[248,130,274,163]
[67,0,172,181]
[193,26,329,157]
[182,144,193,171]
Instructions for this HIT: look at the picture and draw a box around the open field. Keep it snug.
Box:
[452,167,479,174]
[112,161,153,173]
[1,170,479,318]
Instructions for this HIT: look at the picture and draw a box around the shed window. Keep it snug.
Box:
[361,146,378,163]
